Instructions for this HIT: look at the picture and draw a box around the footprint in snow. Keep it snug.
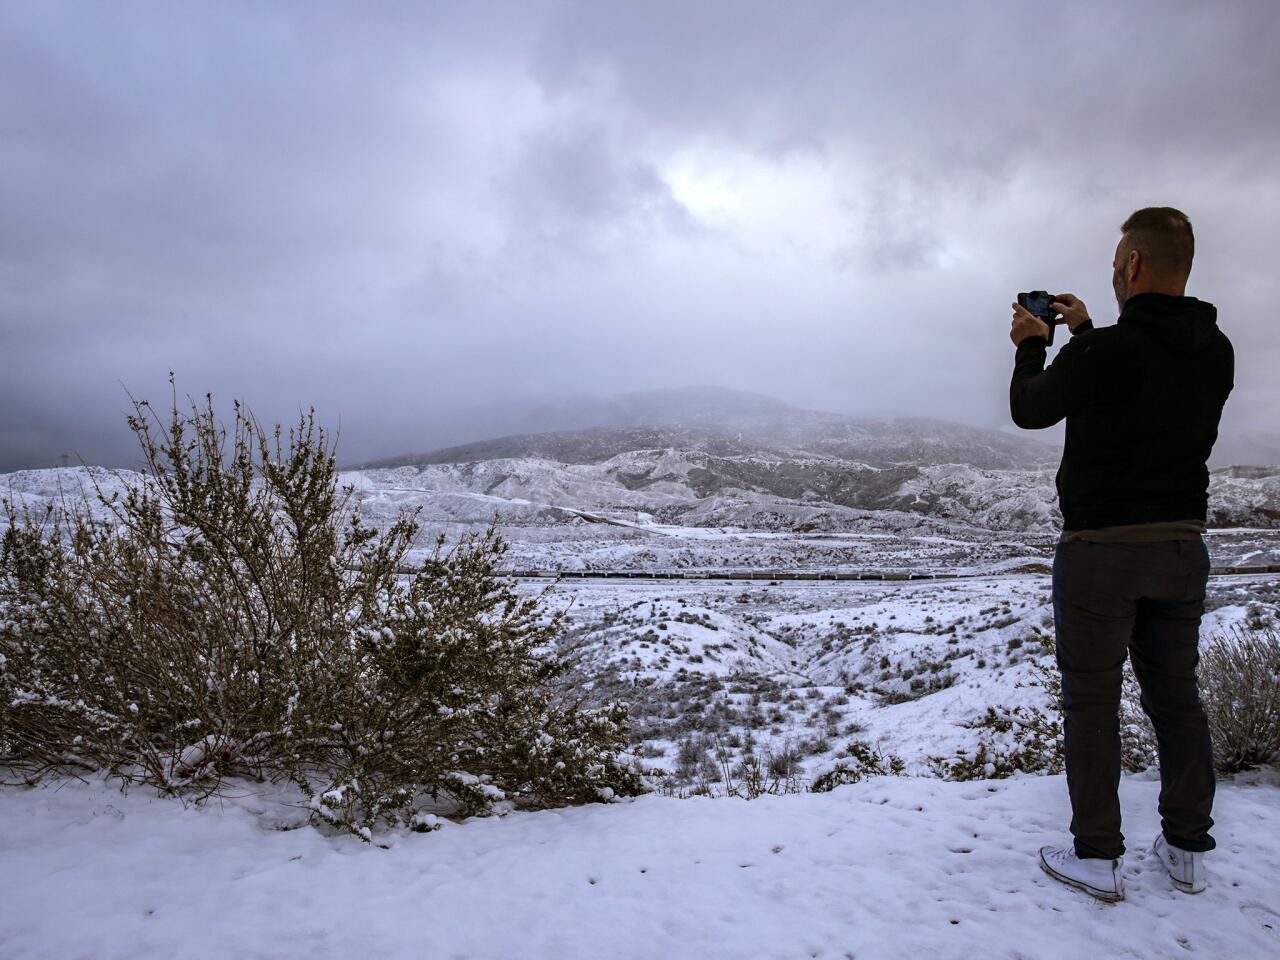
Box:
[1242,902,1280,940]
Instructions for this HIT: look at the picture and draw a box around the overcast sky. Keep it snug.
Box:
[3,0,1279,470]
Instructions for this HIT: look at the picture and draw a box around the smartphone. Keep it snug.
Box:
[1017,290,1058,345]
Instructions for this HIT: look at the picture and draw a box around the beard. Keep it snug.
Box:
[1112,263,1128,311]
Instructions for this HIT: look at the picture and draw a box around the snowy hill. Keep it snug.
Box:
[343,455,1280,535]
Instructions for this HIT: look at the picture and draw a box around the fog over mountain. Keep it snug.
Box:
[365,386,1058,472]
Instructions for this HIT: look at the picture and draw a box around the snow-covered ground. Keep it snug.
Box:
[5,464,1279,959]
[3,770,1278,960]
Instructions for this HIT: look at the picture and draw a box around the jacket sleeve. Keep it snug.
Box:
[1010,334,1086,429]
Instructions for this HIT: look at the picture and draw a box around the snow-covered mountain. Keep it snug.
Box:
[364,387,1059,472]
[338,388,1279,533]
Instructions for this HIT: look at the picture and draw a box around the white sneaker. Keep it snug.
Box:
[1038,845,1125,902]
[1153,834,1207,894]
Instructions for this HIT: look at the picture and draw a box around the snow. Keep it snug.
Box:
[2,771,1278,959]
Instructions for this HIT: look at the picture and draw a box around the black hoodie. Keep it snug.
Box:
[1010,292,1234,531]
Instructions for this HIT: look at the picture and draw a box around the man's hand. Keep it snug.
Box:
[1010,302,1050,346]
[1052,293,1090,332]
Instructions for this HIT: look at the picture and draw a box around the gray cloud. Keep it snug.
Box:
[2,0,1279,470]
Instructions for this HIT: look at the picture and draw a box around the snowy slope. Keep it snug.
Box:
[7,458,1280,548]
[564,596,804,680]
[350,457,1279,533]
[541,574,1280,778]
[3,771,1277,960]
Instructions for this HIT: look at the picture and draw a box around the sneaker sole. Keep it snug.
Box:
[1039,851,1125,903]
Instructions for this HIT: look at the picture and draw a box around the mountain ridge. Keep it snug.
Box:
[363,387,1057,472]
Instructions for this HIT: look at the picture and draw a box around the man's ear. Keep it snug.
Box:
[1127,248,1142,283]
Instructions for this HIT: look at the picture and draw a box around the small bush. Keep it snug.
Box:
[810,741,905,792]
[1200,624,1280,772]
[804,736,831,756]
[675,735,708,777]
[0,385,642,839]
[767,744,801,778]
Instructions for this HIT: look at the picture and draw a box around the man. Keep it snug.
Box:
[1008,207,1234,902]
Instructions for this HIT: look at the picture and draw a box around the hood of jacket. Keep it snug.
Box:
[1118,292,1220,355]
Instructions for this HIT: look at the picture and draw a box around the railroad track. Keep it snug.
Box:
[487,564,1280,582]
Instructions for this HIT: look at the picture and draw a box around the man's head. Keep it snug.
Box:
[1112,206,1194,308]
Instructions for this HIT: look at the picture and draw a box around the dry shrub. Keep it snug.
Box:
[0,384,642,839]
[1200,624,1280,772]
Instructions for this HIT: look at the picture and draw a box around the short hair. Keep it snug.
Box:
[1120,207,1194,278]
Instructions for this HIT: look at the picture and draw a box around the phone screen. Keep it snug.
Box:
[1027,294,1054,319]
